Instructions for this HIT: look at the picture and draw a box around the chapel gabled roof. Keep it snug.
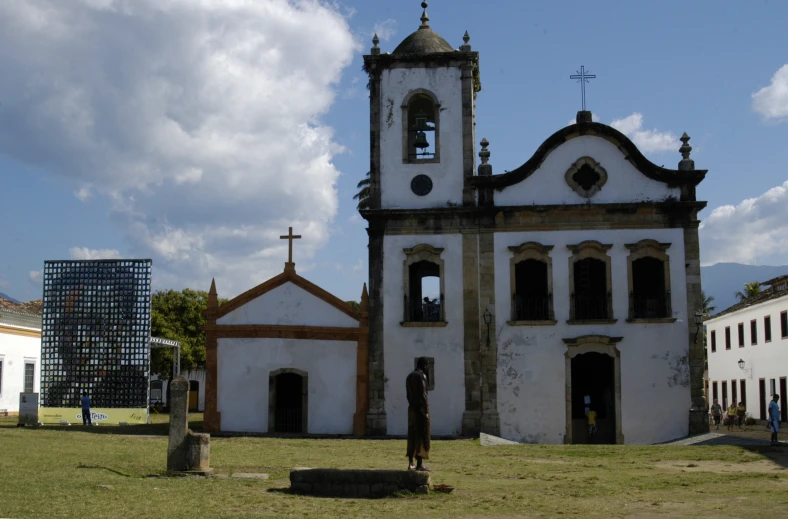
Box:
[470,114,707,200]
[205,269,360,322]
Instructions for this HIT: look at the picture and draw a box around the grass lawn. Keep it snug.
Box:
[1,417,787,519]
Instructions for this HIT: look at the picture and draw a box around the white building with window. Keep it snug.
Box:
[0,310,42,415]
[359,3,709,445]
[705,275,788,424]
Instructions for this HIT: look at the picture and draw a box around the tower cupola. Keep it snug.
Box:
[393,2,454,55]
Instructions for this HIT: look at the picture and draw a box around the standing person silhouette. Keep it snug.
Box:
[406,357,431,471]
[81,392,92,426]
[768,394,780,446]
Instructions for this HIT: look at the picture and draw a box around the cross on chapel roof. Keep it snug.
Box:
[280,226,302,273]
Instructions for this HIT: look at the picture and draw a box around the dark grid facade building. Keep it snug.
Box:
[40,260,152,408]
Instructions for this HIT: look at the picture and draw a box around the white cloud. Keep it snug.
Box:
[0,0,359,298]
[752,64,788,122]
[699,180,788,265]
[0,278,8,288]
[351,258,364,273]
[29,270,43,287]
[74,186,92,202]
[373,19,398,42]
[610,113,678,153]
[69,247,121,260]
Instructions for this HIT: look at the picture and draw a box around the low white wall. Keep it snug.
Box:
[382,233,465,436]
[495,228,691,444]
[0,329,41,413]
[217,338,357,434]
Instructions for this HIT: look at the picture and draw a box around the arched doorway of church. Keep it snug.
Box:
[570,352,616,444]
[268,369,309,434]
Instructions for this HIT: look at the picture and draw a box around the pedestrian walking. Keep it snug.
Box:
[710,399,722,430]
[768,394,780,446]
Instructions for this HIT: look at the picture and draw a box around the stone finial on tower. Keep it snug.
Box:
[420,1,430,28]
[208,278,217,309]
[478,138,492,176]
[678,132,695,171]
[576,111,593,124]
[460,30,472,51]
[360,283,369,315]
[371,33,380,55]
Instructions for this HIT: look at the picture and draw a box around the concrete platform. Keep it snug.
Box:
[290,468,430,497]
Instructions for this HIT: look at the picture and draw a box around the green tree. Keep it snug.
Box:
[734,281,762,302]
[150,289,226,379]
[345,300,360,313]
[701,291,716,317]
[353,171,370,211]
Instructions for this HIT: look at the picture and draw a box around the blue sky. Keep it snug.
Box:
[1,0,787,303]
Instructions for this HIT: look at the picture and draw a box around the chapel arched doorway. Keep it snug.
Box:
[268,369,309,434]
[564,337,623,445]
[571,353,615,444]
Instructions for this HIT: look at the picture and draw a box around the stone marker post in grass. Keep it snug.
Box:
[167,376,212,475]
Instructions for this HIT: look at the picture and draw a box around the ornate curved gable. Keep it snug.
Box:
[471,120,706,203]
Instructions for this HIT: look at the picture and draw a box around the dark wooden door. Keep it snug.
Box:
[759,379,767,420]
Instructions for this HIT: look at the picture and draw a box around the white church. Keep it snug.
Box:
[202,2,709,444]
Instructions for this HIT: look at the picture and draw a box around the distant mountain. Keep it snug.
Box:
[701,263,788,314]
[0,292,19,303]
[0,297,43,315]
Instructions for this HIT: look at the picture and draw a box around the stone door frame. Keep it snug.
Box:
[563,335,624,444]
[268,368,309,434]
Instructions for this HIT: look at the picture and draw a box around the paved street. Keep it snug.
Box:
[664,431,785,446]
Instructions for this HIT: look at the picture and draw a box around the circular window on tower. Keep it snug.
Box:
[411,174,433,196]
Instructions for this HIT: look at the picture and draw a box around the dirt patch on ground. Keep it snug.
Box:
[655,459,787,474]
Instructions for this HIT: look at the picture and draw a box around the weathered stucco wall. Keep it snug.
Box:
[494,136,681,206]
[383,233,465,436]
[706,295,788,416]
[379,67,464,209]
[217,282,358,327]
[217,338,357,434]
[494,228,690,445]
[0,329,41,413]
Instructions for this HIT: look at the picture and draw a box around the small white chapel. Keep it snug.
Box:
[203,2,710,445]
[203,228,369,436]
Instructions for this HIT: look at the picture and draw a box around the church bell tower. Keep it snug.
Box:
[364,1,480,210]
[361,2,483,437]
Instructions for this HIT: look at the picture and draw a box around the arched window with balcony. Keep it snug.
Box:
[508,242,555,324]
[402,245,445,325]
[402,89,440,163]
[567,241,614,322]
[625,240,674,321]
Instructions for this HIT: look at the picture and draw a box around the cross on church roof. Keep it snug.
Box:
[570,65,596,112]
[280,226,301,272]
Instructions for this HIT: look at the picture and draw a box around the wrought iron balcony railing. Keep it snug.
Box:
[511,294,554,321]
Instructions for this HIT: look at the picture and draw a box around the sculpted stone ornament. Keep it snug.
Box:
[565,156,608,198]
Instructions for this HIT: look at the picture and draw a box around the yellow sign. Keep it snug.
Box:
[39,408,148,425]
